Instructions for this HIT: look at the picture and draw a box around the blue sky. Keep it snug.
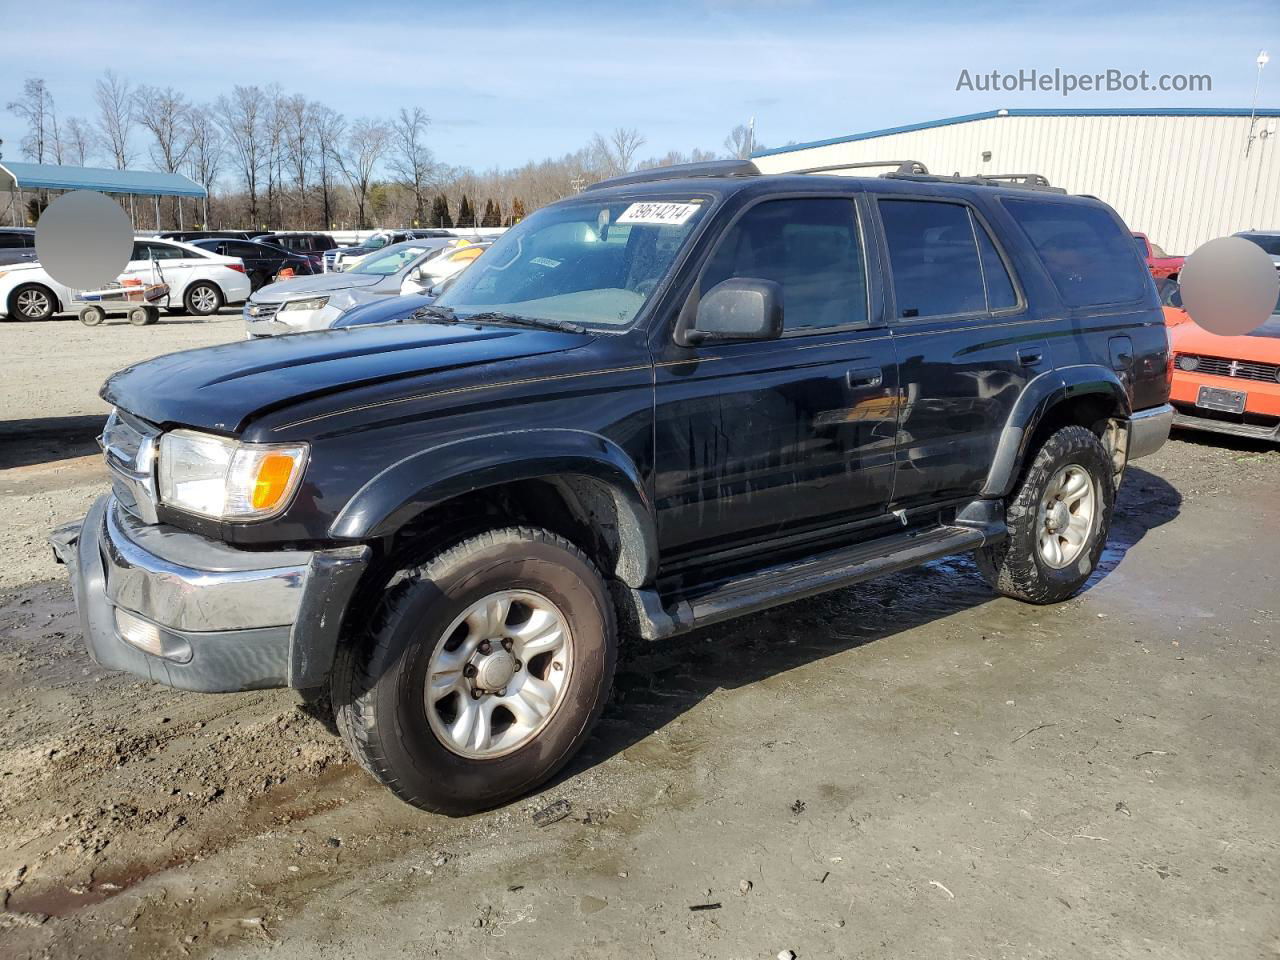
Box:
[1,0,1275,171]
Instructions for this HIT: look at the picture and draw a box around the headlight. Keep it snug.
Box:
[280,296,329,312]
[157,430,308,520]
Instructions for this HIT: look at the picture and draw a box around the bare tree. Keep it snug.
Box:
[186,108,224,227]
[389,107,435,226]
[214,85,268,226]
[336,117,392,228]
[6,78,57,162]
[94,70,134,169]
[313,105,345,229]
[589,127,646,177]
[62,116,94,165]
[279,94,314,228]
[134,85,195,172]
[723,123,756,160]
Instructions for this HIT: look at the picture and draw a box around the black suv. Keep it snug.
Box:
[51,160,1172,814]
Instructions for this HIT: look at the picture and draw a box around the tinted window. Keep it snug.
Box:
[0,232,30,249]
[1005,199,1145,307]
[229,241,266,257]
[975,220,1018,310]
[134,242,186,261]
[879,199,985,318]
[701,197,867,331]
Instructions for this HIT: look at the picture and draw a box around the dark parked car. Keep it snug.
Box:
[256,232,339,260]
[51,159,1172,815]
[188,237,318,291]
[0,227,37,266]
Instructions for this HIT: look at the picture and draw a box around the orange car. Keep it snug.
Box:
[1156,278,1280,441]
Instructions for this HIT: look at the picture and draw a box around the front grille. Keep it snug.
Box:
[1177,353,1280,383]
[245,301,280,322]
[101,409,161,523]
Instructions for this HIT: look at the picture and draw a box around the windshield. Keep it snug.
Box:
[435,195,710,327]
[350,244,431,275]
[362,234,390,251]
[1240,234,1280,256]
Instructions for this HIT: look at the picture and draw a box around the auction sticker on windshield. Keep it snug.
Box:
[617,202,701,226]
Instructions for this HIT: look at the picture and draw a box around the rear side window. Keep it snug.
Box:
[702,197,868,331]
[1004,199,1145,307]
[878,199,985,318]
[975,222,1018,310]
[0,232,31,249]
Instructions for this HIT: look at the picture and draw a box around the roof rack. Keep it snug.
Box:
[583,159,761,192]
[883,171,1066,193]
[791,160,930,176]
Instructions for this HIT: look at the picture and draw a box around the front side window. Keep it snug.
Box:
[436,195,709,328]
[701,197,867,331]
[1004,198,1145,307]
[879,199,986,318]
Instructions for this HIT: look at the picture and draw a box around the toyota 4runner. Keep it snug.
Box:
[51,160,1173,813]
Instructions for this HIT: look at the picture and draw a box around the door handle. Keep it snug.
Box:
[1017,349,1043,367]
[847,367,883,388]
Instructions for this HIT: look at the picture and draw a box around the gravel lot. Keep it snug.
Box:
[1,317,1277,959]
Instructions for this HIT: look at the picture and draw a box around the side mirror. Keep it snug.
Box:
[686,278,783,344]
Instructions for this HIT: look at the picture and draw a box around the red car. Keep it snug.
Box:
[1133,232,1184,279]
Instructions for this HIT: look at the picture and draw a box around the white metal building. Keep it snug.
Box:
[752,108,1280,255]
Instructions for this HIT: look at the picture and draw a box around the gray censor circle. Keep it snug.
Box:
[34,191,134,291]
[1178,236,1279,337]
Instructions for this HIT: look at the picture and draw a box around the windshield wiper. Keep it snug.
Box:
[407,304,458,323]
[461,311,587,335]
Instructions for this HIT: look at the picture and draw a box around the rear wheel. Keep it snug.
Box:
[11,284,56,321]
[332,526,617,814]
[977,425,1115,604]
[184,282,222,317]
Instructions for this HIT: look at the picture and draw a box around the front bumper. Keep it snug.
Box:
[50,495,369,693]
[1127,403,1174,460]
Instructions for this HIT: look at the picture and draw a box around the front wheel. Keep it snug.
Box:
[332,527,617,814]
[977,425,1115,604]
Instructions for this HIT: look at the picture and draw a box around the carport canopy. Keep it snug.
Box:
[0,161,206,198]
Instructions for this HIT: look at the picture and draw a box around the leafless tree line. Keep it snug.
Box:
[6,73,767,230]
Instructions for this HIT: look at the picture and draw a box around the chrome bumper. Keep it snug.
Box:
[1127,403,1174,461]
[50,495,369,693]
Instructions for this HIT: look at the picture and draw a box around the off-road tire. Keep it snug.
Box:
[976,425,1115,604]
[331,526,617,814]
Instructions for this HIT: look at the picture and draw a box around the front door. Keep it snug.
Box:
[652,195,900,562]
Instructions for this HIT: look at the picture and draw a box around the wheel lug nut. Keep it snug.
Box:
[497,689,506,697]
[513,660,522,671]
[478,640,491,654]
[502,638,513,651]
[463,664,477,678]
[471,689,482,699]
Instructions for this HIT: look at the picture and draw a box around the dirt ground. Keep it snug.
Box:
[1,317,1277,959]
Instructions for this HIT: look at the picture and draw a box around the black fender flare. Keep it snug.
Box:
[329,428,658,587]
[982,364,1130,498]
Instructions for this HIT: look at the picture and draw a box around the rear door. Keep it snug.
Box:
[873,194,1052,509]
[652,194,901,561]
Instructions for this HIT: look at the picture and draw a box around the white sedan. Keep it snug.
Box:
[0,238,252,321]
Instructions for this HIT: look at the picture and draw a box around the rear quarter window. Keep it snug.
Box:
[1004,199,1146,307]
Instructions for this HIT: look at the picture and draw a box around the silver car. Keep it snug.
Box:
[244,239,451,337]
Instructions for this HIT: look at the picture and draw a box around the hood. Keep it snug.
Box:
[1171,314,1280,356]
[252,272,385,301]
[101,323,592,434]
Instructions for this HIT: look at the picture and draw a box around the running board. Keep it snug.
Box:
[616,524,993,641]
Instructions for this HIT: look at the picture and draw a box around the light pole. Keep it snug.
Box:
[1245,49,1270,158]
